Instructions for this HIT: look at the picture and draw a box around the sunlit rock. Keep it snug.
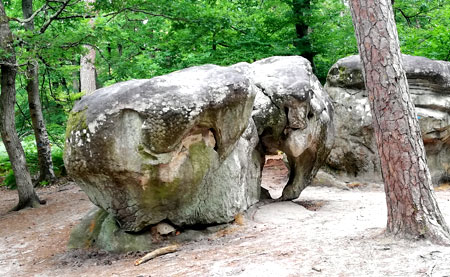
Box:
[64,64,260,232]
[245,56,335,200]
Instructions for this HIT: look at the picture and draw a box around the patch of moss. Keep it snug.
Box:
[138,141,214,207]
[69,208,153,253]
[68,208,109,249]
[188,142,214,184]
[65,109,88,140]
[97,214,152,252]
[337,67,364,89]
[155,178,181,199]
[138,164,181,206]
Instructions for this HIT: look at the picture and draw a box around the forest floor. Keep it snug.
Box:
[2,158,450,277]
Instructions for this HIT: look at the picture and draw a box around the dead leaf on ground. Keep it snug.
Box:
[234,213,245,226]
[435,183,450,191]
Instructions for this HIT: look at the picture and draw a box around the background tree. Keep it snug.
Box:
[394,0,450,61]
[80,0,96,94]
[0,0,93,204]
[1,0,43,209]
[349,0,450,243]
[22,0,56,184]
[292,0,315,69]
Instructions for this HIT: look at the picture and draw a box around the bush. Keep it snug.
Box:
[0,135,66,189]
[52,147,66,176]
[3,170,16,189]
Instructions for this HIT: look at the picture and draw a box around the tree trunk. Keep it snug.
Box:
[0,1,42,209]
[80,0,97,94]
[292,0,315,68]
[72,60,80,92]
[22,0,56,184]
[349,0,450,243]
[80,45,96,93]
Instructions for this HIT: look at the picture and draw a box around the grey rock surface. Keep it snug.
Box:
[326,54,450,184]
[65,56,334,240]
[64,64,258,232]
[246,56,335,200]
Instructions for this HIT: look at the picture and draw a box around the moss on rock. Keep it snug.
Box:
[65,109,88,139]
[68,207,153,253]
[68,208,108,249]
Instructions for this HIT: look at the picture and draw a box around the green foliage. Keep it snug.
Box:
[51,147,66,176]
[395,0,450,61]
[0,136,65,188]
[309,0,358,81]
[0,144,11,186]
[3,171,16,190]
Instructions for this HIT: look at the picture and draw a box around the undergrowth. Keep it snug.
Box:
[0,135,66,189]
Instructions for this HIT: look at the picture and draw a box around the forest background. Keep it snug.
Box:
[0,0,449,188]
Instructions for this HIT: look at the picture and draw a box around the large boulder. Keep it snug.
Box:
[325,54,450,184]
[64,64,260,232]
[65,56,335,246]
[246,56,335,200]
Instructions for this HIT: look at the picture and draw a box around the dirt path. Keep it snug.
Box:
[2,170,450,276]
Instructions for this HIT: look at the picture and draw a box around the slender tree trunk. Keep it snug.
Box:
[292,0,315,68]
[80,0,97,94]
[349,0,450,243]
[80,45,96,93]
[22,0,55,184]
[72,60,80,92]
[0,1,43,210]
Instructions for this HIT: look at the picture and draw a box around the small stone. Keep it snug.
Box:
[156,223,176,235]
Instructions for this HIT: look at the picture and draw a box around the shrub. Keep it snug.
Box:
[0,135,66,188]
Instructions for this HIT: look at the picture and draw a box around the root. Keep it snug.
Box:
[10,196,45,211]
[11,200,40,211]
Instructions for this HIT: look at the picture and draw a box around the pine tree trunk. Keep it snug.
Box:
[0,1,42,209]
[22,0,56,184]
[349,0,450,243]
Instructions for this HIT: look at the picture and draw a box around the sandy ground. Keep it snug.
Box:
[2,161,450,277]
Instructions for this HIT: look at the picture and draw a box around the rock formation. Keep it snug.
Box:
[246,56,334,200]
[65,56,334,251]
[325,54,450,184]
[65,64,260,232]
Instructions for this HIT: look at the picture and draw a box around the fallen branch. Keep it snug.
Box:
[134,244,179,266]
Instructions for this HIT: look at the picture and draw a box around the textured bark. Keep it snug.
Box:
[349,0,450,243]
[22,0,56,184]
[80,0,96,94]
[0,1,42,209]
